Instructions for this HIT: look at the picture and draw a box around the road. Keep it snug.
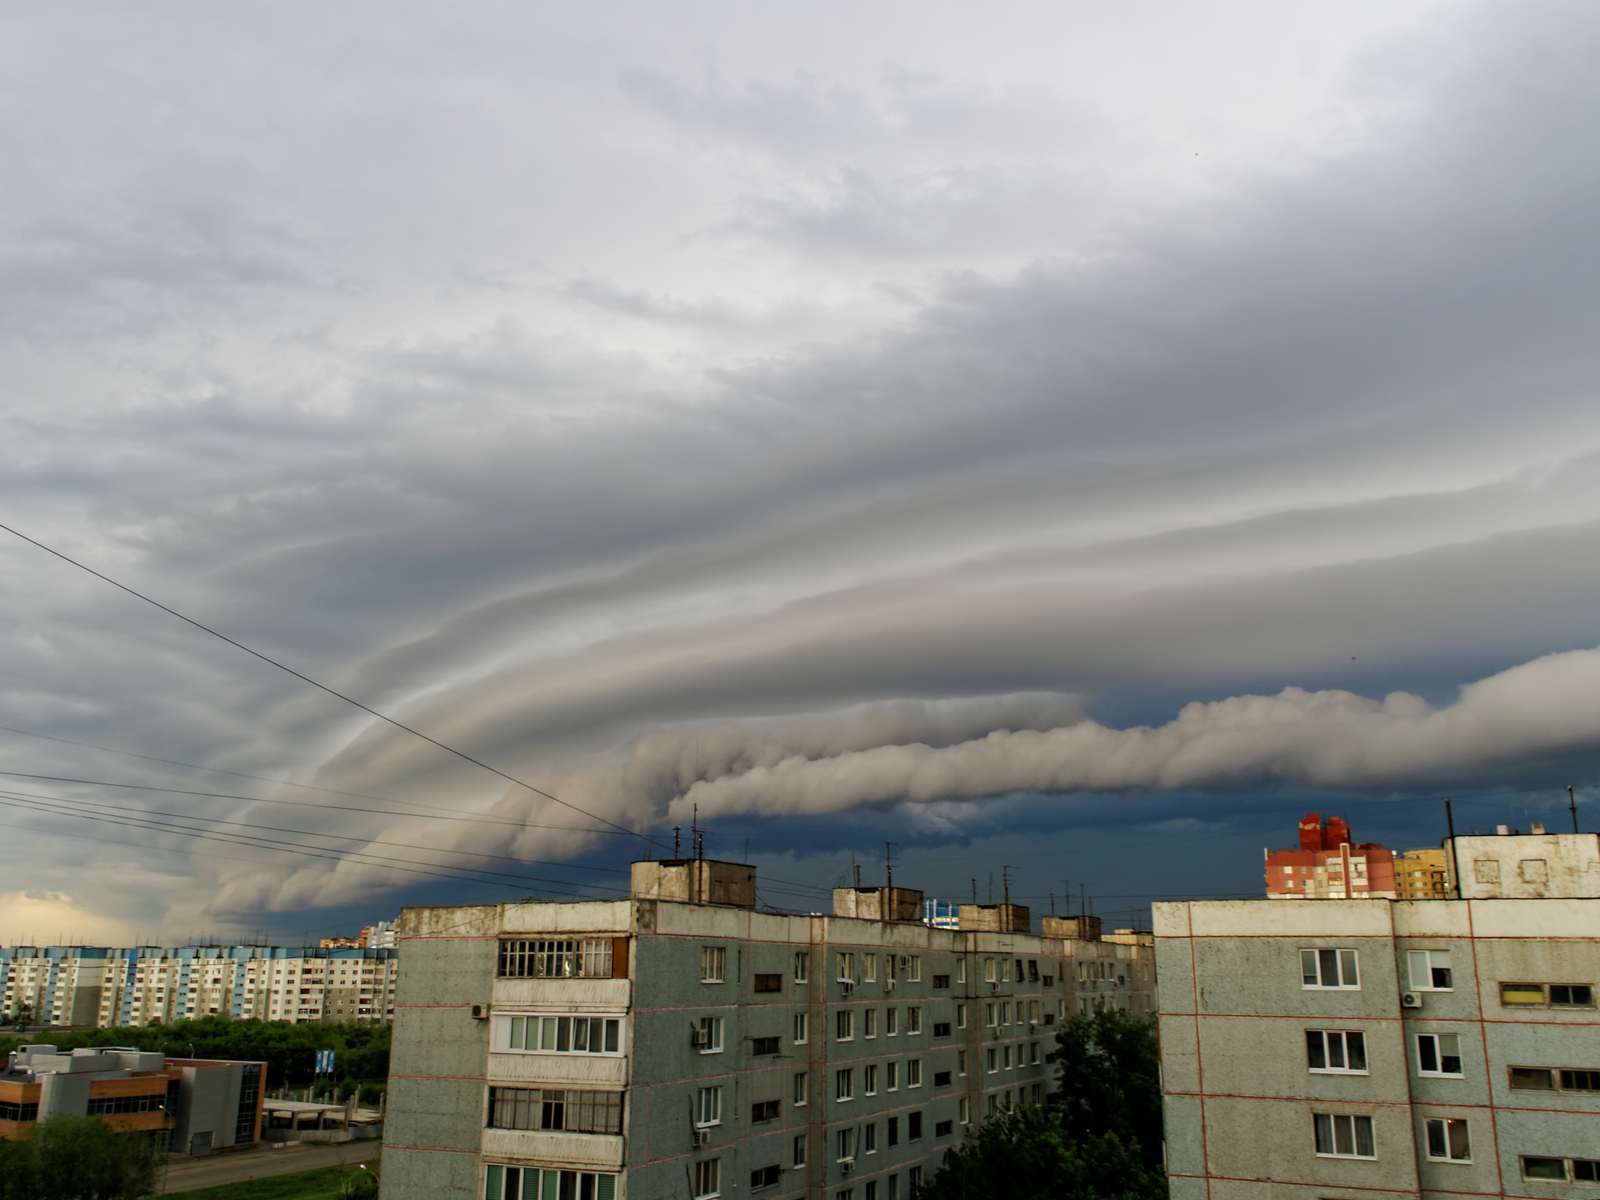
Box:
[159,1140,382,1194]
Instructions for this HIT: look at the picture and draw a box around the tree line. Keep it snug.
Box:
[917,1007,1168,1200]
[0,1016,390,1089]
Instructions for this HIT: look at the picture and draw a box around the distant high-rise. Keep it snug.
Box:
[1265,813,1397,900]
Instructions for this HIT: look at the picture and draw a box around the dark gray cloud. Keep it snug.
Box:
[4,0,1600,938]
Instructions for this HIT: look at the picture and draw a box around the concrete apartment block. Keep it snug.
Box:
[1157,831,1600,1200]
[0,943,400,1028]
[384,860,1157,1200]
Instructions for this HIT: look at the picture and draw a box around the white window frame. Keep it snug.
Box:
[1408,950,1454,991]
[864,1122,877,1153]
[1307,1029,1369,1075]
[907,1059,922,1088]
[794,1072,808,1106]
[886,1008,898,1036]
[794,1013,808,1044]
[956,1003,966,1029]
[886,1061,898,1091]
[864,1064,877,1095]
[1314,1113,1376,1159]
[906,956,922,982]
[1425,1117,1471,1162]
[957,959,967,984]
[793,1134,807,1167]
[863,954,877,982]
[836,1068,854,1101]
[699,1016,724,1054]
[836,1127,855,1163]
[694,1158,721,1199]
[907,1007,922,1035]
[1417,1034,1463,1077]
[864,1008,877,1039]
[701,946,726,984]
[837,953,856,982]
[794,952,809,983]
[696,1086,723,1127]
[1302,949,1361,990]
[837,1010,854,1042]
[498,1013,624,1056]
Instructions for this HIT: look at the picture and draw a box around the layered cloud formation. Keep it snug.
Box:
[3,1,1600,935]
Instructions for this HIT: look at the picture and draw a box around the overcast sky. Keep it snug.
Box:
[4,0,1600,944]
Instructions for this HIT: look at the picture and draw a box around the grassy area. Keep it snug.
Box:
[168,1156,381,1199]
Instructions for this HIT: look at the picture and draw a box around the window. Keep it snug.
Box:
[1501,982,1595,1007]
[1314,1113,1375,1158]
[936,1119,953,1137]
[907,956,922,981]
[1307,1031,1368,1074]
[695,1159,721,1199]
[1001,1003,1011,1025]
[752,1100,780,1123]
[485,1166,617,1200]
[1426,1118,1471,1162]
[907,1007,922,1034]
[838,1190,854,1200]
[837,1010,855,1041]
[755,974,782,993]
[1525,1158,1600,1182]
[864,1123,878,1153]
[487,1087,623,1134]
[699,1016,724,1053]
[934,974,950,988]
[986,1049,998,1074]
[1028,959,1039,982]
[498,938,614,979]
[751,1165,781,1190]
[934,1022,951,1038]
[958,1051,967,1075]
[1003,1046,1012,1070]
[696,1086,723,1127]
[1408,950,1453,991]
[934,1071,952,1087]
[887,1061,899,1091]
[795,1013,809,1044]
[838,953,856,982]
[886,1008,898,1036]
[864,1064,878,1095]
[502,1014,622,1055]
[794,1134,807,1167]
[702,947,726,984]
[837,1069,854,1101]
[837,1128,855,1162]
[1301,949,1360,989]
[959,1097,970,1124]
[1029,1001,1040,1025]
[865,1008,877,1038]
[985,1003,996,1027]
[1030,1042,1040,1065]
[958,959,967,984]
[794,1073,808,1105]
[1510,1067,1600,1091]
[909,1111,923,1140]
[753,1035,781,1056]
[888,1117,899,1146]
[795,952,809,982]
[985,957,997,983]
[1418,1035,1462,1077]
[956,1004,966,1029]
[864,954,877,982]
[908,1060,922,1087]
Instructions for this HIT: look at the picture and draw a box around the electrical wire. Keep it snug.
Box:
[0,520,657,846]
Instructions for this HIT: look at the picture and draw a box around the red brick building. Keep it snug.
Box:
[1264,812,1397,899]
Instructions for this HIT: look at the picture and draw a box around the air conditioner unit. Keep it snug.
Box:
[1401,992,1424,1009]
[885,980,895,991]
[692,1030,712,1048]
[840,1160,853,1173]
[840,980,854,994]
[693,1130,711,1147]
[470,1004,487,1019]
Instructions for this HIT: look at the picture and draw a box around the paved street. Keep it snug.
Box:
[159,1140,381,1194]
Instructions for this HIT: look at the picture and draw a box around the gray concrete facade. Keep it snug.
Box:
[1156,892,1600,1200]
[384,862,1157,1200]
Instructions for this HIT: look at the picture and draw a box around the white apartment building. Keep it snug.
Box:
[1157,829,1600,1200]
[1,943,399,1028]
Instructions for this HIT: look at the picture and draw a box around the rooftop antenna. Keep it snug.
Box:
[853,855,861,889]
[1049,893,1056,917]
[884,842,897,892]
[1002,866,1013,907]
[971,878,977,905]
[1080,883,1087,917]
[1064,880,1071,916]
[673,827,681,858]
[1571,785,1580,834]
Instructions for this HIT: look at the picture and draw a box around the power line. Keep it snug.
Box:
[0,520,656,846]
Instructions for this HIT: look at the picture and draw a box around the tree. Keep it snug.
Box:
[916,1104,1166,1200]
[0,1114,159,1200]
[1054,1007,1164,1168]
[3,1000,33,1027]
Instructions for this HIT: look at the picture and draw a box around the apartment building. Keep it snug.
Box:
[0,943,399,1028]
[1157,829,1600,1200]
[1395,849,1451,901]
[383,859,1158,1200]
[0,1044,265,1157]
[1266,813,1398,900]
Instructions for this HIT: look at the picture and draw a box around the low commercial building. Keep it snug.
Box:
[0,1044,265,1157]
[0,943,399,1028]
[383,859,1158,1200]
[1158,828,1600,1200]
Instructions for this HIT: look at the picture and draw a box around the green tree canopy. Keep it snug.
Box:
[0,1114,158,1200]
[917,1105,1166,1200]
[1054,1007,1164,1168]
